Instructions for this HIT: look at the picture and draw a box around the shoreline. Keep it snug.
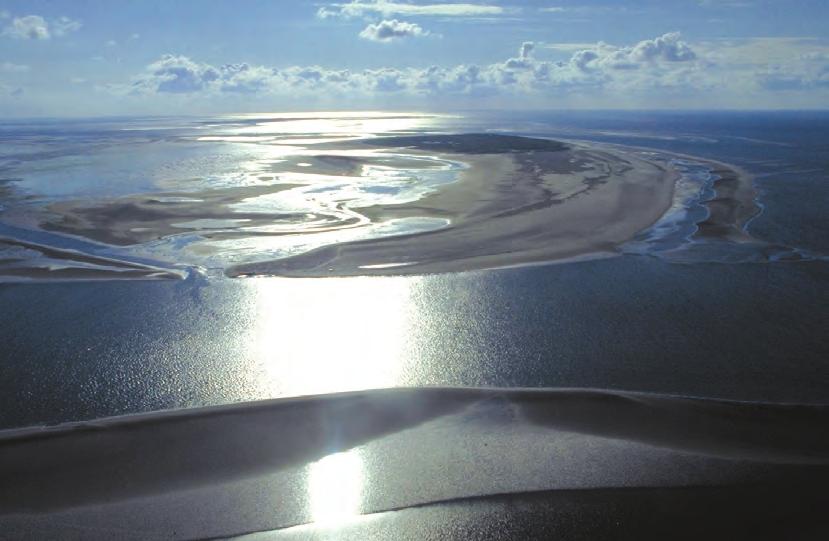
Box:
[598,141,760,241]
[0,236,184,281]
[696,162,758,242]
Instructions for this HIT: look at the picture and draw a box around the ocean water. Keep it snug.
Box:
[0,111,827,429]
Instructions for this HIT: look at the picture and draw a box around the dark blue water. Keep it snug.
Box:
[1,111,827,429]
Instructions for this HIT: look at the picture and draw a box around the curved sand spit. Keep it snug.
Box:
[229,135,685,277]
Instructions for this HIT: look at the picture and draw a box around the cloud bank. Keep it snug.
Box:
[128,33,700,97]
[110,31,828,109]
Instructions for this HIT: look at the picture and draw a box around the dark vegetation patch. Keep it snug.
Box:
[362,133,567,154]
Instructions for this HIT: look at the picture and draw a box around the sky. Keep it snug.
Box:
[0,0,827,116]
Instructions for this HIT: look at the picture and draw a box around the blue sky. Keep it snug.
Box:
[1,0,827,116]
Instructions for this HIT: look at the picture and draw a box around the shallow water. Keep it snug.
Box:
[0,111,827,428]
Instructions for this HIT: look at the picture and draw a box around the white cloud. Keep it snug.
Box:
[119,33,828,105]
[318,1,504,19]
[630,32,697,62]
[543,42,599,53]
[2,14,81,40]
[4,15,50,39]
[539,5,634,16]
[124,33,706,102]
[359,19,428,42]
[136,55,223,93]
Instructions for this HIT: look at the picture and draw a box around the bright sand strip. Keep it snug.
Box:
[228,141,679,277]
[0,236,183,281]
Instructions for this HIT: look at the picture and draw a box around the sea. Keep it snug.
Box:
[0,110,827,429]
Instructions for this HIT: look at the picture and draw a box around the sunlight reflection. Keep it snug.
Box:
[226,111,445,140]
[307,448,364,524]
[248,276,421,397]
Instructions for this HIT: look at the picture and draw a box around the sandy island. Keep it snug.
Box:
[8,134,759,280]
[228,134,680,277]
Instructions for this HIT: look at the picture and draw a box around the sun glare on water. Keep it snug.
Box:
[248,275,423,397]
[307,448,364,524]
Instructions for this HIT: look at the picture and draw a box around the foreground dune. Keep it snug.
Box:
[1,387,827,538]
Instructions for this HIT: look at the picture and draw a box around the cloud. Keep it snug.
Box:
[543,42,599,52]
[538,5,634,17]
[123,32,710,102]
[52,16,82,36]
[692,37,829,93]
[757,63,829,91]
[2,14,81,40]
[359,19,428,42]
[631,32,696,62]
[4,15,50,39]
[318,1,504,19]
[564,32,697,72]
[136,55,222,93]
[697,37,828,65]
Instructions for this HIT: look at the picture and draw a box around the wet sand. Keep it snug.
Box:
[40,183,305,246]
[0,236,183,281]
[228,137,680,277]
[5,134,757,280]
[696,163,758,241]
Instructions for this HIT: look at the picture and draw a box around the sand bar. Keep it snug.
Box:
[228,135,679,277]
[4,134,758,280]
